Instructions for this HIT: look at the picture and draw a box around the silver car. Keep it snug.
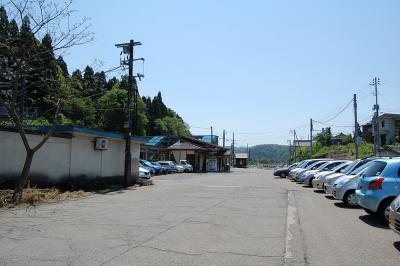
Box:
[325,158,376,195]
[289,159,328,180]
[389,195,400,235]
[301,160,348,186]
[294,160,330,182]
[332,163,371,206]
[312,161,352,189]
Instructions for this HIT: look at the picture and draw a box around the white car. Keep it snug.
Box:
[176,165,184,173]
[139,166,151,179]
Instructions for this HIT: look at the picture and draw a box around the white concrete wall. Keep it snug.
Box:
[0,130,71,183]
[0,130,140,184]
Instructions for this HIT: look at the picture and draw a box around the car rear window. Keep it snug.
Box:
[363,161,387,177]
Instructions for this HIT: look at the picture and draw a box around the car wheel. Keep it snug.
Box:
[308,177,314,187]
[377,198,395,223]
[343,190,358,207]
[280,172,286,178]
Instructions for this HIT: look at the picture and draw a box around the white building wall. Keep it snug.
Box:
[0,130,71,183]
[0,130,140,184]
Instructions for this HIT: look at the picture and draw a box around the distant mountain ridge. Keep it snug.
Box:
[235,144,289,163]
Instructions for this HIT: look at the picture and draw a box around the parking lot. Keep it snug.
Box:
[1,168,400,265]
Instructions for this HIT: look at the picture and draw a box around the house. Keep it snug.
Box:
[235,153,248,168]
[293,140,311,147]
[332,133,346,145]
[167,136,232,172]
[375,113,400,145]
[0,126,144,188]
[362,123,373,143]
[140,135,179,161]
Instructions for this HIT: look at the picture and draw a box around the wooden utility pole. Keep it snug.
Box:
[310,119,313,157]
[370,77,380,156]
[210,126,213,144]
[115,39,142,186]
[353,94,359,159]
[223,129,226,148]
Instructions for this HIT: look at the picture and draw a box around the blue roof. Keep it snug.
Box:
[145,136,166,146]
[28,125,146,142]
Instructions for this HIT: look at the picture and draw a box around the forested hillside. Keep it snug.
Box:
[236,144,289,163]
[0,6,190,137]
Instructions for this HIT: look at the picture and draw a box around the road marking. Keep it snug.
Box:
[204,185,241,188]
[284,190,307,266]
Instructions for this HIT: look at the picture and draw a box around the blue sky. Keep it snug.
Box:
[63,0,400,146]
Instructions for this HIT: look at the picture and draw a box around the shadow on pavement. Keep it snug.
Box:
[393,242,400,252]
[334,202,360,209]
[358,215,389,229]
[313,190,325,194]
[325,195,334,199]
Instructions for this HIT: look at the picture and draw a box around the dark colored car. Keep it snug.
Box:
[274,163,298,178]
[158,161,179,174]
[151,162,168,174]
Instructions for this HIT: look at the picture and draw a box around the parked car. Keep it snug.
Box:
[301,160,347,186]
[179,160,193,173]
[139,166,151,179]
[139,160,155,175]
[158,161,179,174]
[152,162,168,174]
[141,159,162,175]
[312,161,352,189]
[356,158,400,222]
[294,160,330,182]
[324,158,375,195]
[331,162,372,206]
[389,195,400,234]
[289,159,330,180]
[176,164,184,173]
[274,162,298,178]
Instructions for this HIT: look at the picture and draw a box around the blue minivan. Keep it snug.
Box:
[356,158,400,222]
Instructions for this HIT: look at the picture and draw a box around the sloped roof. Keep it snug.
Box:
[167,140,205,150]
[145,136,166,146]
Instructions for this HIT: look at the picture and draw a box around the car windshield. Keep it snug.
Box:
[296,161,307,168]
[341,160,359,173]
[307,161,324,170]
[350,161,372,175]
[363,161,387,177]
[317,162,330,171]
[331,162,348,172]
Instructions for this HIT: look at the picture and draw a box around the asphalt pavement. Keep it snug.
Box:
[0,168,399,265]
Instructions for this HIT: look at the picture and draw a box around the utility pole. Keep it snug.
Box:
[310,119,313,157]
[293,130,297,162]
[353,94,359,159]
[222,129,226,148]
[115,39,142,186]
[210,126,213,145]
[370,77,380,156]
[232,132,235,154]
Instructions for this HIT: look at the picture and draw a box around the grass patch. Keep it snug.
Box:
[0,187,92,208]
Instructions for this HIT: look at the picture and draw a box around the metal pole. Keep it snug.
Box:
[353,94,359,159]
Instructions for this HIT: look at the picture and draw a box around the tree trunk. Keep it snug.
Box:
[11,149,35,204]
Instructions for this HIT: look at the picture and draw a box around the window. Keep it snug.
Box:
[363,161,387,177]
[381,120,385,128]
